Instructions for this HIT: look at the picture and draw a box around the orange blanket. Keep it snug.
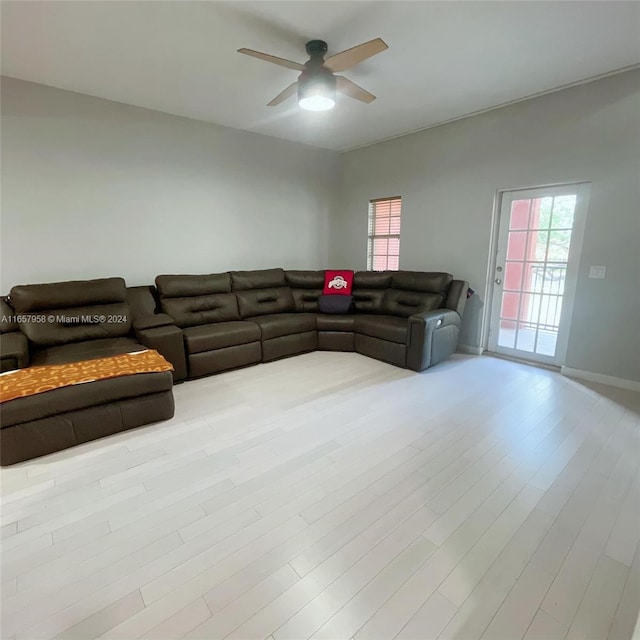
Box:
[0,349,173,404]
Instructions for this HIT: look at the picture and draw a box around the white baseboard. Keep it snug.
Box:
[457,344,484,356]
[560,366,640,392]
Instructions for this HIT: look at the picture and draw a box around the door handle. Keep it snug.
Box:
[495,278,502,285]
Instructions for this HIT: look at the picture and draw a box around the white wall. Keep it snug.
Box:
[333,70,640,382]
[0,77,341,290]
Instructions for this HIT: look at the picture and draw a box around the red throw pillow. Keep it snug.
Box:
[323,270,354,295]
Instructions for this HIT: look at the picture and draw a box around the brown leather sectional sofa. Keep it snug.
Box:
[0,269,468,464]
[0,279,175,465]
[154,268,468,380]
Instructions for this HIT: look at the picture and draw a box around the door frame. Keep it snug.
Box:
[482,181,590,366]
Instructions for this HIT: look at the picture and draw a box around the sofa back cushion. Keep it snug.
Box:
[285,271,323,312]
[156,274,231,298]
[353,289,386,313]
[382,289,443,317]
[391,271,452,294]
[353,271,393,289]
[230,268,286,291]
[236,288,294,318]
[291,289,322,312]
[351,271,453,316]
[155,274,238,328]
[9,277,132,347]
[285,270,324,288]
[162,294,240,328]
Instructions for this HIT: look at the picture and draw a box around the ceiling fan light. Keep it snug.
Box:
[299,95,336,111]
[298,72,336,112]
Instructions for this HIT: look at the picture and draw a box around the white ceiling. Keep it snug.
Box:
[2,1,639,151]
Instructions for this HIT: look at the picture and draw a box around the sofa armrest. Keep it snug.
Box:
[0,331,30,371]
[133,313,175,331]
[135,323,187,382]
[445,280,470,316]
[406,309,461,372]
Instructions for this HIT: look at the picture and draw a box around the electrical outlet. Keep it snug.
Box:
[589,266,606,279]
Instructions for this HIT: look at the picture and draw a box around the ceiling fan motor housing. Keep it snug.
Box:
[305,39,328,60]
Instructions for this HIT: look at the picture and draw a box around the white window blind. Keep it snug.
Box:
[367,197,402,271]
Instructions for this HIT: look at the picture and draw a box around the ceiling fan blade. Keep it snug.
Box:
[324,37,388,72]
[267,82,299,106]
[336,76,376,103]
[237,48,305,71]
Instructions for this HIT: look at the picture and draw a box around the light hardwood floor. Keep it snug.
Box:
[1,352,638,640]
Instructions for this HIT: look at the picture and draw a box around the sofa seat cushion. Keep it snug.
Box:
[31,337,145,366]
[1,369,173,428]
[183,321,261,354]
[355,315,409,345]
[250,313,316,340]
[316,314,356,332]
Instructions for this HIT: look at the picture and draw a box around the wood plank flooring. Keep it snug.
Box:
[1,352,638,640]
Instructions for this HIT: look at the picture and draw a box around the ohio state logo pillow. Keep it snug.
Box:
[323,270,354,295]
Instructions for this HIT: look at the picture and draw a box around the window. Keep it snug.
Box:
[367,197,402,270]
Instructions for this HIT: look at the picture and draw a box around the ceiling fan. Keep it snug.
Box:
[238,37,388,111]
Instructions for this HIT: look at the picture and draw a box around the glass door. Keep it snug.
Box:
[487,184,589,366]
